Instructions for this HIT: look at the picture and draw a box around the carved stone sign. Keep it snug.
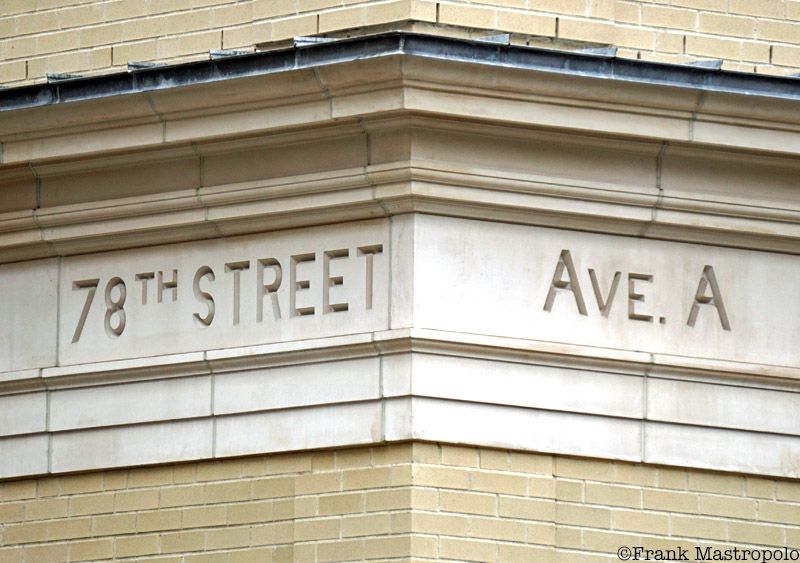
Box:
[2,215,798,373]
[543,249,730,331]
[58,220,390,366]
[411,215,799,368]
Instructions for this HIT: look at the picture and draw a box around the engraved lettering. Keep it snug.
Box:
[589,269,621,317]
[323,249,349,313]
[687,265,731,331]
[257,258,282,322]
[541,250,733,333]
[543,249,587,315]
[224,261,250,325]
[358,244,383,310]
[157,269,178,303]
[627,272,653,322]
[135,272,154,304]
[193,266,215,326]
[68,239,386,341]
[104,277,127,337]
[290,253,315,317]
[71,278,100,343]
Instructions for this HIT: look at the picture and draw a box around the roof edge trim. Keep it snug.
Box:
[2,32,800,112]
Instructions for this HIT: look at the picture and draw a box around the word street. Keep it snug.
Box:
[70,244,383,342]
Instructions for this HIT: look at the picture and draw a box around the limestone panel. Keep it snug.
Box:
[49,376,212,431]
[0,258,58,374]
[0,166,37,214]
[50,419,213,473]
[39,153,201,208]
[0,392,46,437]
[647,377,800,436]
[412,214,800,369]
[57,219,390,366]
[389,214,415,330]
[214,401,383,458]
[408,397,643,461]
[199,133,367,187]
[213,358,380,415]
[402,353,644,419]
[645,422,800,478]
[410,128,659,197]
[662,149,800,211]
[0,434,48,479]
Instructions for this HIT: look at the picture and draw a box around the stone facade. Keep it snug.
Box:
[2,1,800,562]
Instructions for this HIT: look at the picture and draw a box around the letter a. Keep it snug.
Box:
[687,265,731,331]
[543,249,587,315]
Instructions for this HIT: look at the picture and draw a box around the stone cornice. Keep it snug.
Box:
[3,33,800,120]
[3,50,800,163]
[3,328,799,397]
[2,34,799,482]
[2,153,800,265]
[0,42,798,263]
[3,329,799,480]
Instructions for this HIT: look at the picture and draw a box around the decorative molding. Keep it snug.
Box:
[3,155,800,264]
[2,329,799,480]
[3,328,799,397]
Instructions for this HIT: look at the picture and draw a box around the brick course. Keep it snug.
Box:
[0,443,799,561]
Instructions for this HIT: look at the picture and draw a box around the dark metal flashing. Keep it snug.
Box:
[2,31,799,112]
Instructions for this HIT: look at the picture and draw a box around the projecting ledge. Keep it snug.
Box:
[2,339,800,480]
[3,33,800,166]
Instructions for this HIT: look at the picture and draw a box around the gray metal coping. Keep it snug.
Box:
[1,31,800,112]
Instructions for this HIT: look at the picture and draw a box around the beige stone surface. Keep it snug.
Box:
[34,209,800,370]
[1,8,799,547]
[0,443,798,561]
[412,214,799,367]
[3,53,800,264]
[3,209,800,480]
[0,259,59,374]
[56,218,389,366]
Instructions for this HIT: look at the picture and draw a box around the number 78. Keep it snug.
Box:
[71,277,127,342]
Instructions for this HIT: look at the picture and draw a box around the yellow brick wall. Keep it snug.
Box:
[1,0,799,87]
[1,443,799,561]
